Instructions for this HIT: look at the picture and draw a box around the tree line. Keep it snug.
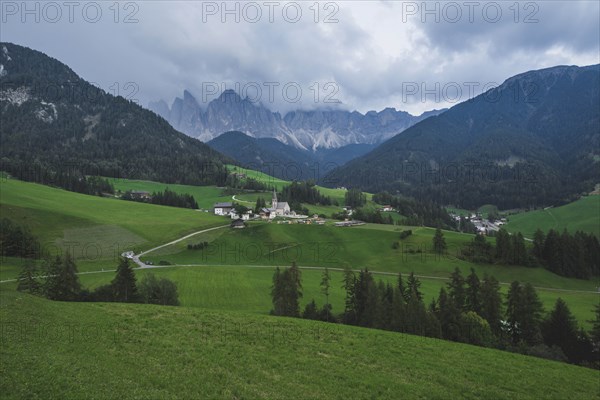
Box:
[2,161,115,196]
[460,228,600,279]
[16,254,179,306]
[270,264,600,369]
[279,181,336,207]
[122,188,199,209]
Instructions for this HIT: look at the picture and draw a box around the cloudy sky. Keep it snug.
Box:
[2,0,599,115]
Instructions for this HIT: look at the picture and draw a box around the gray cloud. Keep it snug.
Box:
[1,0,598,115]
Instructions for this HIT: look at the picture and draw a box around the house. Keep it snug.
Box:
[231,210,252,220]
[214,202,234,216]
[130,190,151,200]
[342,206,353,216]
[230,219,246,229]
[380,205,393,212]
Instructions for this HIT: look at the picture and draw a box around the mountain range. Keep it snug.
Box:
[0,42,230,186]
[148,90,445,151]
[324,64,600,209]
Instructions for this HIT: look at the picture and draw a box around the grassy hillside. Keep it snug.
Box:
[505,196,600,238]
[0,178,225,262]
[1,287,598,400]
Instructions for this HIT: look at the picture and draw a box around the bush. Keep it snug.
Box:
[139,273,180,306]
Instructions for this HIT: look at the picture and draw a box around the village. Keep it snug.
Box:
[213,190,370,228]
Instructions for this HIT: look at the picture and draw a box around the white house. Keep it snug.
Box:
[214,202,233,216]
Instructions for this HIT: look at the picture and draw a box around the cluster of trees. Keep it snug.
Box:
[349,208,394,225]
[223,174,270,192]
[460,228,600,279]
[345,188,367,208]
[0,218,41,259]
[279,181,335,206]
[122,188,198,209]
[2,161,115,196]
[533,229,600,278]
[187,242,209,250]
[16,255,180,306]
[373,191,456,229]
[270,264,600,368]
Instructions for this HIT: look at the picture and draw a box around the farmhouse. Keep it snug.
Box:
[130,190,151,200]
[214,202,233,216]
[230,219,246,229]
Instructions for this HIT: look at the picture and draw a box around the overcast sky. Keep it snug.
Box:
[2,0,599,115]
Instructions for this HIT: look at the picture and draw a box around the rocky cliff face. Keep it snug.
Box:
[149,90,445,151]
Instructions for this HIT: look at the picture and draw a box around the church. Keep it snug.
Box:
[269,189,290,216]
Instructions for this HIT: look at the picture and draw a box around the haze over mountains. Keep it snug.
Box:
[148,90,445,151]
[325,64,600,209]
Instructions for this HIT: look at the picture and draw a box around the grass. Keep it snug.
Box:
[0,178,226,261]
[504,196,600,238]
[1,286,599,399]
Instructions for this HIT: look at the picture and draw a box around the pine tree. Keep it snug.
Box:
[397,272,407,303]
[447,268,466,311]
[465,268,481,314]
[320,267,331,321]
[271,267,284,315]
[480,274,502,336]
[60,251,82,301]
[342,264,357,324]
[302,299,320,320]
[495,228,512,263]
[436,287,462,341]
[505,281,522,344]
[532,228,545,260]
[111,257,138,302]
[406,272,422,302]
[542,298,578,361]
[520,283,544,345]
[433,228,447,254]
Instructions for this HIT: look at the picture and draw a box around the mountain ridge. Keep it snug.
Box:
[149,90,446,151]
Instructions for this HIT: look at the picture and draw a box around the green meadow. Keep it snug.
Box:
[504,195,600,238]
[1,286,598,400]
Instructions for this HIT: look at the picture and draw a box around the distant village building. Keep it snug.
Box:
[130,190,151,200]
[230,219,246,229]
[214,202,234,216]
[380,205,393,212]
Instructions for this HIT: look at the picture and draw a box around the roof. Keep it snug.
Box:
[214,202,233,208]
[276,202,289,209]
[230,219,245,226]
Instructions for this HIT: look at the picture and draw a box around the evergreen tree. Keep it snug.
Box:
[43,252,81,301]
[271,267,284,315]
[397,272,407,303]
[532,228,545,260]
[342,264,357,324]
[111,257,138,302]
[320,267,331,321]
[16,260,40,294]
[542,298,578,362]
[447,268,466,311]
[406,272,422,302]
[465,268,481,314]
[480,274,503,336]
[433,228,447,254]
[520,283,544,345]
[505,281,523,344]
[495,228,512,263]
[436,287,462,341]
[302,299,320,320]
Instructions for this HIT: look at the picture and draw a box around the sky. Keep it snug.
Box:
[1,0,599,115]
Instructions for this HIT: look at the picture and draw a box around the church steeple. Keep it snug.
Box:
[272,189,278,209]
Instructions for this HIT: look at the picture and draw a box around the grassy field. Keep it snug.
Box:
[0,178,225,263]
[504,195,600,238]
[1,286,598,400]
